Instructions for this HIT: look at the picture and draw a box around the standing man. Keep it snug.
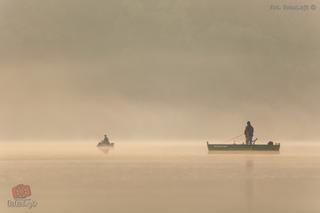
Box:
[244,121,254,145]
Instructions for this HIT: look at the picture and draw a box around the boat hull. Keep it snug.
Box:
[207,142,280,151]
[97,142,114,147]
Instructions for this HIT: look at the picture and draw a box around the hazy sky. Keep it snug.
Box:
[0,0,319,141]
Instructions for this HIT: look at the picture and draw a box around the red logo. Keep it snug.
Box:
[11,184,32,199]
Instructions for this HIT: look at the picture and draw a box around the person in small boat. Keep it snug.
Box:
[244,121,254,145]
[102,134,110,144]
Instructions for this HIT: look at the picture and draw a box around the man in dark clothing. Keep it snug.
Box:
[103,134,110,144]
[244,121,254,145]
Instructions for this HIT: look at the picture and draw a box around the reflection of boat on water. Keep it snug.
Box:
[97,136,114,154]
[97,144,113,154]
[207,141,280,151]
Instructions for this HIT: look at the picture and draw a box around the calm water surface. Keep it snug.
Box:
[0,142,319,213]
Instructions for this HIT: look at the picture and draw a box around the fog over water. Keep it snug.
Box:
[0,142,320,213]
[0,0,319,141]
[1,1,320,213]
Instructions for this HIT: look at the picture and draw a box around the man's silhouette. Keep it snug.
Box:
[103,134,110,144]
[244,121,254,145]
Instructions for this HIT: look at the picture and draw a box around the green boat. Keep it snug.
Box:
[207,141,280,151]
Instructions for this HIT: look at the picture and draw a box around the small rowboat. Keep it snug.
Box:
[97,142,114,147]
[207,141,280,151]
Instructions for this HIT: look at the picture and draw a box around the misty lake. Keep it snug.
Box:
[0,142,319,213]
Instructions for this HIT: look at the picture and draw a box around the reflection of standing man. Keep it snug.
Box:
[244,121,254,145]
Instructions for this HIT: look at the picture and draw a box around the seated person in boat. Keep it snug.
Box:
[244,121,254,145]
[102,134,111,144]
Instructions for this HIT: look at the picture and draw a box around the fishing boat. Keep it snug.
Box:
[97,142,114,147]
[97,134,114,147]
[207,141,280,151]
